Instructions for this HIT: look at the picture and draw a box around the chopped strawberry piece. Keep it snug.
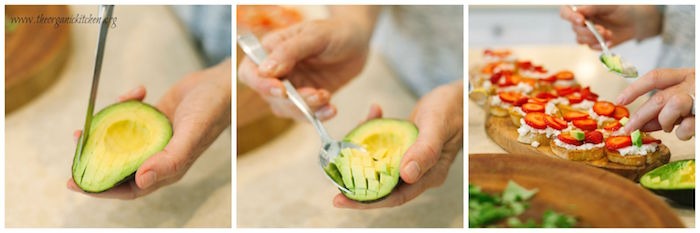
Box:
[558,133,584,146]
[606,136,632,150]
[602,121,622,131]
[555,86,579,96]
[513,96,529,107]
[516,60,532,70]
[554,71,575,80]
[563,111,589,121]
[580,86,599,101]
[573,119,598,131]
[566,93,583,104]
[498,91,521,104]
[612,106,630,120]
[522,103,545,113]
[524,112,547,129]
[534,65,547,73]
[593,101,615,116]
[585,131,604,144]
[529,96,549,104]
[490,70,512,84]
[545,115,567,130]
[642,136,662,144]
[542,74,557,83]
[535,92,557,100]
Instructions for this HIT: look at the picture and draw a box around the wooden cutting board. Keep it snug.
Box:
[485,115,671,181]
[5,5,72,114]
[470,154,684,228]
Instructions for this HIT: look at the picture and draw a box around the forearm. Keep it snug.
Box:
[633,5,663,41]
[328,6,381,43]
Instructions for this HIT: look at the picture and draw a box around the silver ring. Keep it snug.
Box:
[689,93,695,115]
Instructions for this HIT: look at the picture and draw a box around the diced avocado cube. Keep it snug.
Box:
[367,179,380,193]
[364,167,378,180]
[336,155,354,189]
[631,129,642,147]
[619,117,629,126]
[376,160,389,174]
[571,130,585,141]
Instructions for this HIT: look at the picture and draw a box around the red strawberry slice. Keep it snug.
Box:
[612,106,630,120]
[498,91,521,104]
[535,92,557,100]
[585,131,604,144]
[606,136,632,150]
[542,74,557,83]
[522,103,545,113]
[529,97,549,104]
[524,112,547,129]
[566,93,583,104]
[602,121,622,131]
[580,87,599,101]
[545,115,567,130]
[573,119,597,131]
[513,96,529,107]
[563,111,589,121]
[534,65,546,73]
[593,101,615,116]
[558,133,583,146]
[555,71,575,80]
[642,136,662,144]
[516,60,532,70]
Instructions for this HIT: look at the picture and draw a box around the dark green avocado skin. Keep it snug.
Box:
[648,189,694,207]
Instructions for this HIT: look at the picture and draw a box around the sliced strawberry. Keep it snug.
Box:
[593,101,615,116]
[566,93,583,104]
[534,65,547,73]
[498,91,521,104]
[602,121,622,131]
[555,71,575,80]
[522,103,545,113]
[520,77,537,86]
[563,111,589,121]
[585,131,604,144]
[497,73,519,87]
[580,86,599,101]
[642,136,662,144]
[516,60,532,70]
[606,136,632,150]
[524,112,547,129]
[555,86,579,96]
[542,74,557,83]
[529,96,549,104]
[513,96,529,107]
[558,133,583,146]
[536,92,557,100]
[545,115,567,130]
[573,119,597,131]
[612,106,630,120]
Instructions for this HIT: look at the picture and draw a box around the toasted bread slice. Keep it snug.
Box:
[551,142,605,161]
[509,108,523,127]
[489,105,509,117]
[606,149,646,166]
[517,132,549,146]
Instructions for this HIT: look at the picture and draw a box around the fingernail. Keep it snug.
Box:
[140,171,157,189]
[260,59,278,74]
[404,161,421,181]
[306,94,319,104]
[315,106,334,119]
[269,87,283,97]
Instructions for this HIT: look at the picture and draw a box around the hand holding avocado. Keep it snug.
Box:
[67,59,232,199]
[615,68,694,140]
[333,81,463,209]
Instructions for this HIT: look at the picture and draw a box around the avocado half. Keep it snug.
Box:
[326,118,418,202]
[640,159,695,206]
[72,101,172,193]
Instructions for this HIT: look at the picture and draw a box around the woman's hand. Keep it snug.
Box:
[616,68,694,140]
[237,6,379,121]
[68,59,232,199]
[333,80,464,209]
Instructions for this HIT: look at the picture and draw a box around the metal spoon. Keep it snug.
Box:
[237,33,363,193]
[570,5,638,78]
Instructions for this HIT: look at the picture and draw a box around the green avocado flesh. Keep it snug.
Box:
[72,101,172,192]
[640,159,695,206]
[601,54,624,74]
[327,119,418,202]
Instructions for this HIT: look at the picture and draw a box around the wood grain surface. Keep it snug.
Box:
[485,115,671,181]
[470,154,684,228]
[5,5,72,114]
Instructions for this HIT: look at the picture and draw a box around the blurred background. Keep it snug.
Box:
[470,5,663,76]
[5,5,231,227]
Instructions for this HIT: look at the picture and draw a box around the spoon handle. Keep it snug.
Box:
[570,5,611,55]
[237,33,333,143]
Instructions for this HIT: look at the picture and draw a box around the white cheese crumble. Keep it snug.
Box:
[553,138,604,150]
[617,143,658,156]
[489,95,513,109]
[498,82,534,94]
[517,118,548,137]
[588,108,616,126]
[520,70,548,79]
[530,141,540,148]
[571,100,595,110]
[553,79,577,87]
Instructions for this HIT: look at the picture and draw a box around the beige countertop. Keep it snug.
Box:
[236,51,464,228]
[468,46,694,227]
[5,5,231,227]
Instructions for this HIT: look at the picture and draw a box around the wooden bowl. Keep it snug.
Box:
[5,5,72,114]
[469,153,684,228]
